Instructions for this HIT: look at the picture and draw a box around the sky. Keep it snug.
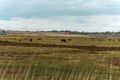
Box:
[0,0,120,32]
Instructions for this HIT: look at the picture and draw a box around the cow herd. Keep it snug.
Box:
[19,38,33,42]
[18,37,72,43]
[18,37,120,43]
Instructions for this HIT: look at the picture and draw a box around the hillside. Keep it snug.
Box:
[1,30,120,38]
[0,30,7,35]
[6,30,89,37]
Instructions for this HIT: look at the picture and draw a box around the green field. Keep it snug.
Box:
[0,35,120,80]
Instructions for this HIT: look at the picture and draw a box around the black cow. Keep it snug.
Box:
[29,38,32,42]
[61,39,67,42]
[19,39,21,42]
[68,39,72,41]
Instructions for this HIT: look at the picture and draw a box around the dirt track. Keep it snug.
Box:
[0,40,120,51]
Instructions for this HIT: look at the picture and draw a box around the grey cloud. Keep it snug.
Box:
[0,15,120,32]
[0,0,120,18]
[0,0,120,32]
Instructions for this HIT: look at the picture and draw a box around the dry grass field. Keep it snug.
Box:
[0,34,120,80]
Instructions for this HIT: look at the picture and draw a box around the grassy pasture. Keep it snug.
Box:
[0,35,119,80]
[0,35,120,47]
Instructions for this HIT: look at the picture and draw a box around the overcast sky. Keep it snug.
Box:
[0,0,120,32]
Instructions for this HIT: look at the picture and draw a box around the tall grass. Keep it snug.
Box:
[0,50,119,80]
[0,35,120,80]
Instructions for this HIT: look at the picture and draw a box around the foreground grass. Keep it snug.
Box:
[0,46,119,80]
[0,35,120,80]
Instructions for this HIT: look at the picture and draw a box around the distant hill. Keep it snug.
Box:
[3,30,120,38]
[0,30,7,35]
[6,30,88,37]
[45,30,120,38]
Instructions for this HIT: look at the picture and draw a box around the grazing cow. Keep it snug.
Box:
[108,39,112,41]
[29,38,32,42]
[37,38,41,40]
[68,39,72,41]
[61,39,67,42]
[23,38,29,40]
[19,39,21,42]
[118,38,120,41]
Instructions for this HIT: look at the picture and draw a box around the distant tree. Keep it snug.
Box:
[52,30,58,32]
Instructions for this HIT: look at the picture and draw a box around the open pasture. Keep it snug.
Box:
[0,35,120,47]
[0,35,119,80]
